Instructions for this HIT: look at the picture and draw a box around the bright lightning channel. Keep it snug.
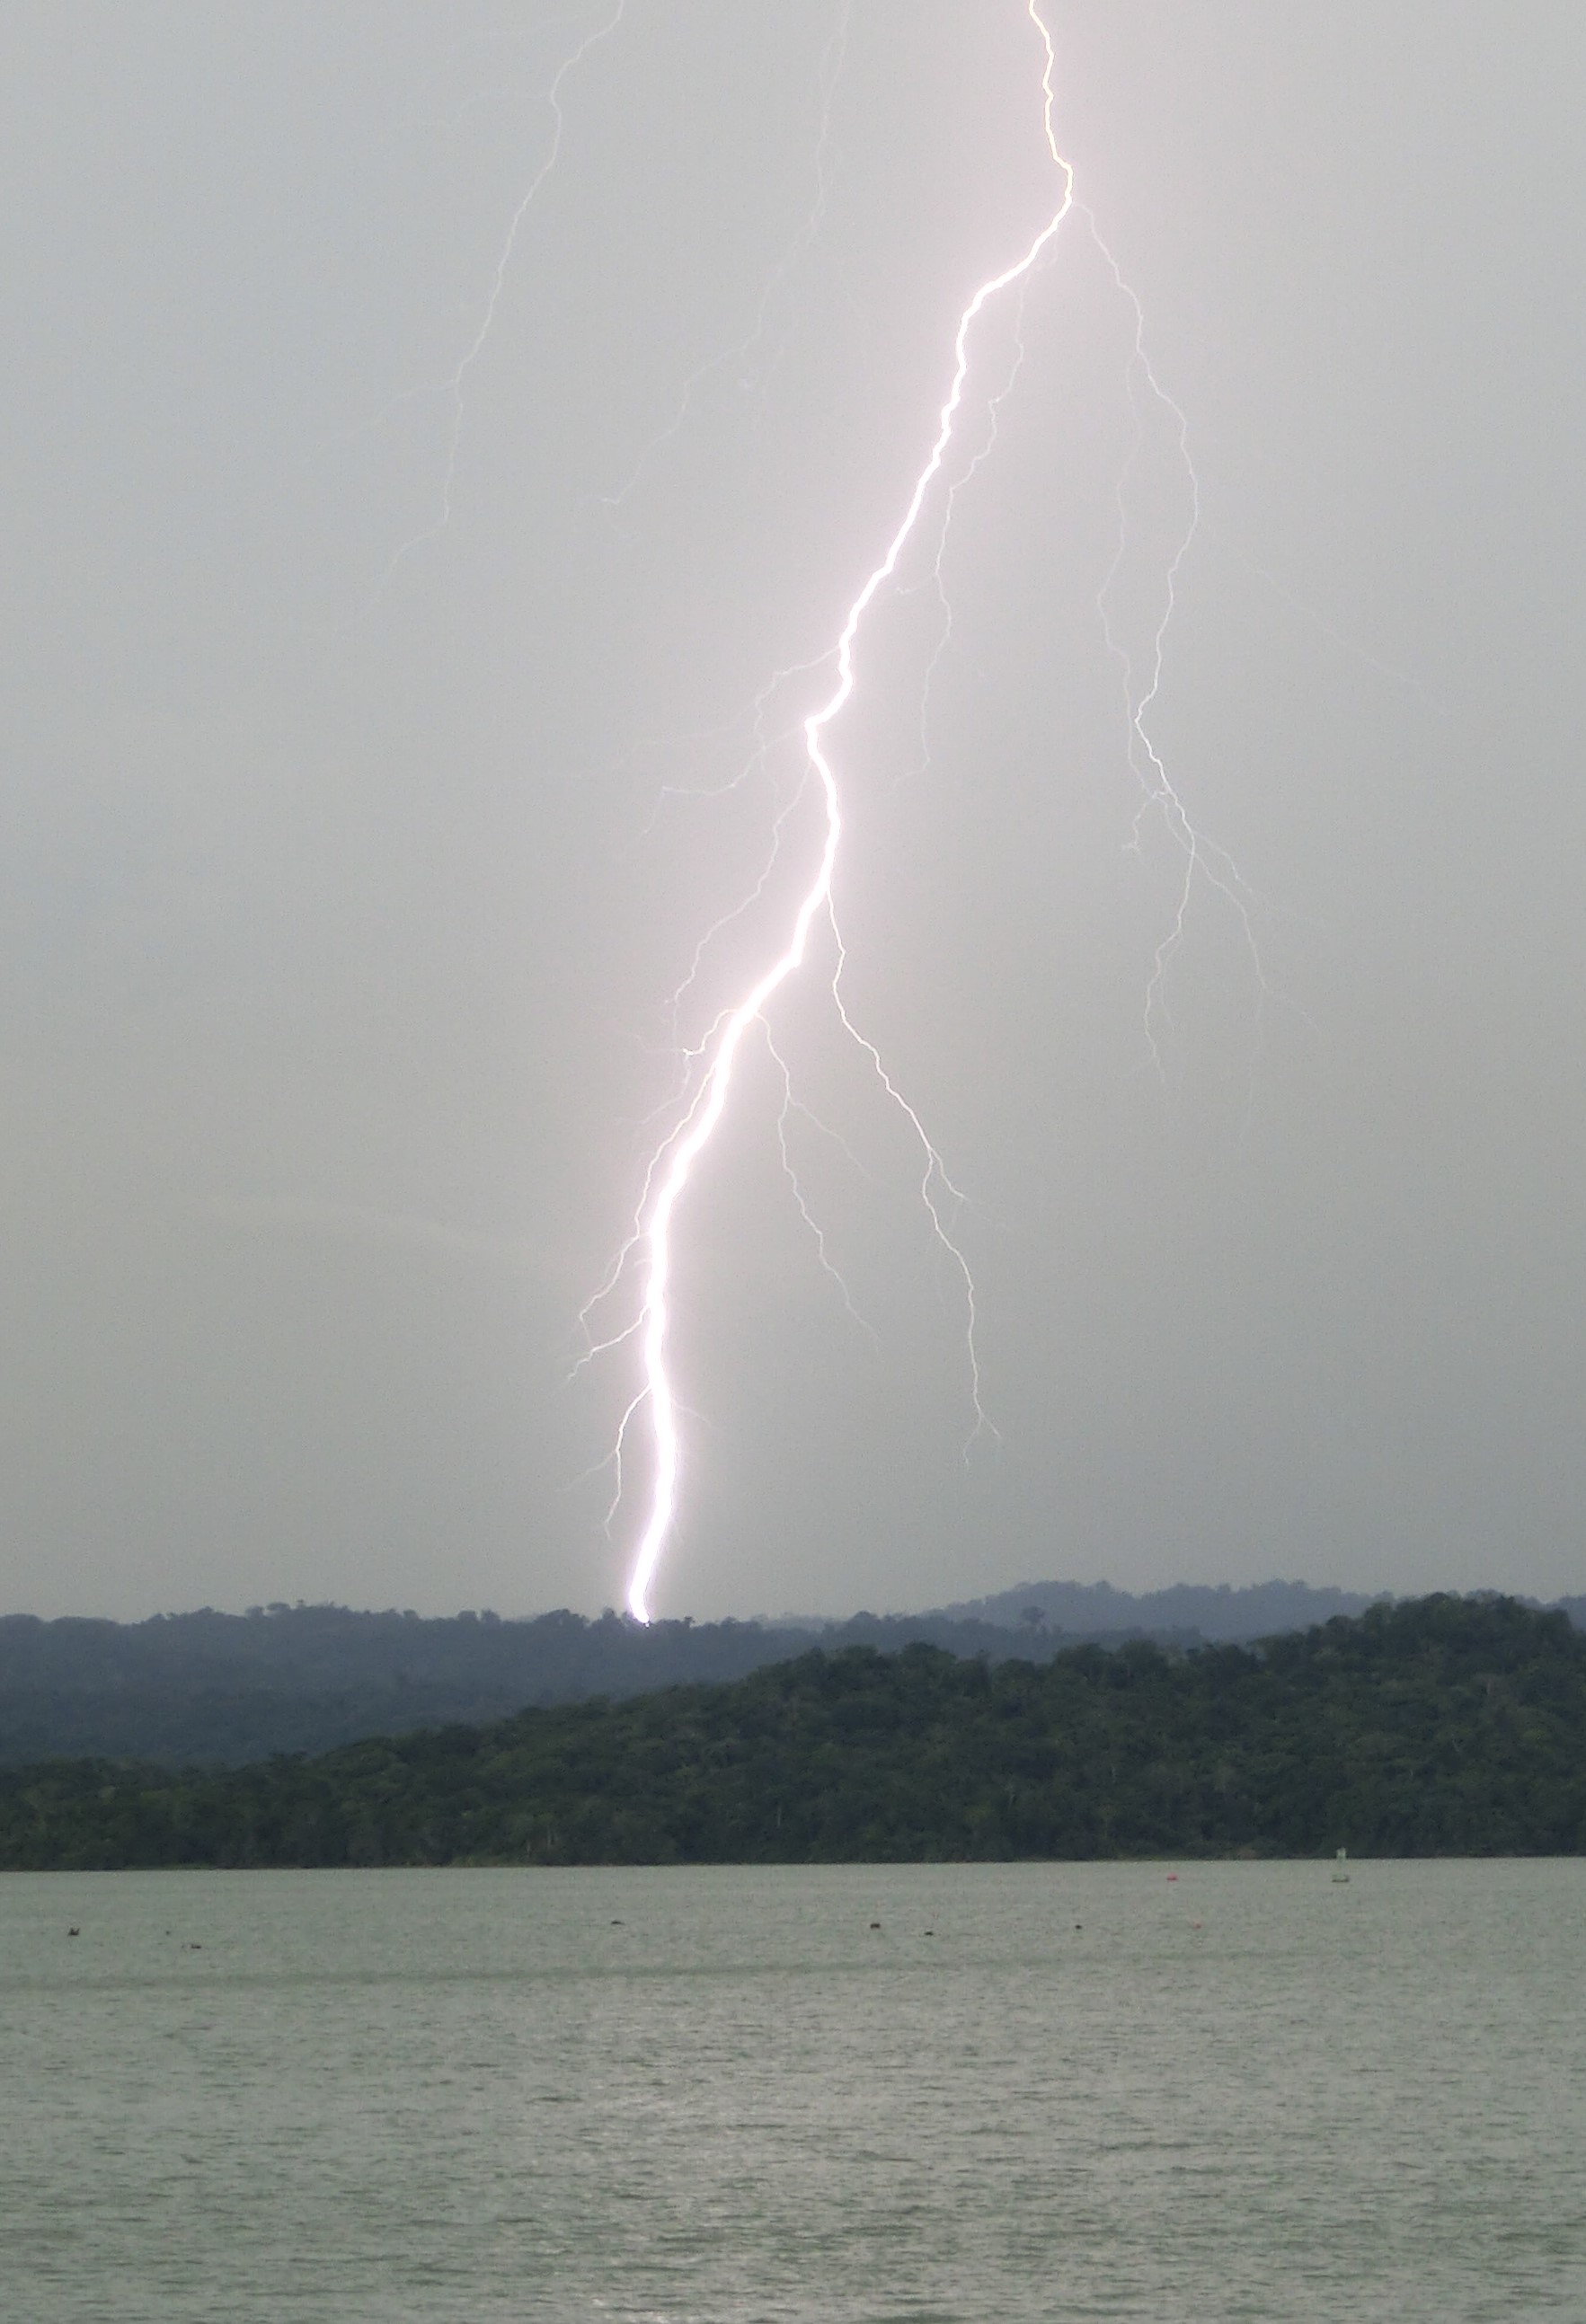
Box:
[599,4,1077,1625]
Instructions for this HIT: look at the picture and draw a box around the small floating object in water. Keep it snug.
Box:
[609,1919,624,1926]
[66,1926,79,1938]
[1165,1873,1178,1882]
[1332,1848,1351,1884]
[868,1921,882,1931]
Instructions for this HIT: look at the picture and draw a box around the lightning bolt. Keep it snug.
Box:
[587,3,1077,1624]
[1086,228,1271,1078]
[600,1,852,517]
[357,0,626,605]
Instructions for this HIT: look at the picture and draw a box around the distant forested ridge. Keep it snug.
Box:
[4,1595,1583,1869]
[3,1586,1582,1769]
[0,1597,1211,1767]
[936,1577,1392,1637]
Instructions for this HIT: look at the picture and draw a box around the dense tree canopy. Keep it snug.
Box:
[0,1599,1213,1764]
[2,1595,1582,1869]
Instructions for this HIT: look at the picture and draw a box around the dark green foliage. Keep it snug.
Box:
[941,1577,1387,1639]
[0,1602,1187,1766]
[2,1595,1583,1869]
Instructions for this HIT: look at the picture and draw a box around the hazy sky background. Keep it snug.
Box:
[4,1,1582,1621]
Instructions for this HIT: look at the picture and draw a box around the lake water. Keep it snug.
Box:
[3,1860,1582,2320]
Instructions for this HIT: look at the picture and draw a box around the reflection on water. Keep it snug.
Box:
[3,1860,1583,2320]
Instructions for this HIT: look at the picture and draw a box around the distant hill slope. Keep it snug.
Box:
[0,1603,1179,1767]
[4,1595,1583,1869]
[935,1578,1386,1638]
[4,1587,1578,1768]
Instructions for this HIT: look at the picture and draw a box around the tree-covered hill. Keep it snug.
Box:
[9,1588,1579,1768]
[936,1577,1387,1637]
[4,1595,1582,1869]
[0,1600,1193,1766]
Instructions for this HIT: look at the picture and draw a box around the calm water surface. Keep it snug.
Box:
[3,1860,1582,2320]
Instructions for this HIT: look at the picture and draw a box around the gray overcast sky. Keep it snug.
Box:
[3,1,1582,1621]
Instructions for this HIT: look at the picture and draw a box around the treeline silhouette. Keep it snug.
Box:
[939,1577,1391,1637]
[4,1595,1582,1868]
[0,1599,1208,1766]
